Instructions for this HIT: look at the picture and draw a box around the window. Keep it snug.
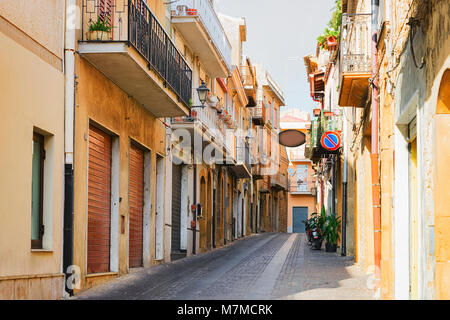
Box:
[31,133,45,249]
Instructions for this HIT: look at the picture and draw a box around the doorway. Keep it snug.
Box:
[293,207,308,233]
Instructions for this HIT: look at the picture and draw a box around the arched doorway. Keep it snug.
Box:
[199,176,207,252]
[435,69,450,299]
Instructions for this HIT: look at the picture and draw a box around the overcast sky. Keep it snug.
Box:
[214,0,335,115]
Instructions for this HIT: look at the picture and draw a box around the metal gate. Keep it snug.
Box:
[87,125,111,273]
[129,144,144,268]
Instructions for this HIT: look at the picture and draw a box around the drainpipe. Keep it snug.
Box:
[63,0,76,296]
[224,169,228,245]
[342,110,348,256]
[331,157,336,216]
[371,0,382,292]
[193,164,197,255]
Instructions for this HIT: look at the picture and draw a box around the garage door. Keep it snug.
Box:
[171,164,182,253]
[129,144,144,268]
[87,125,111,274]
[293,207,308,233]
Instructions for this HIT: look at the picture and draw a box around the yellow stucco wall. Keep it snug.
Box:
[73,56,167,292]
[0,28,64,298]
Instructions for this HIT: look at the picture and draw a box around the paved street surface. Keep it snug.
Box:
[75,233,374,300]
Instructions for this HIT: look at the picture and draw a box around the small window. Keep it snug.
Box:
[31,132,45,249]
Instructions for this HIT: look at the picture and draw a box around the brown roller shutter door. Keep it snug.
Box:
[129,144,144,268]
[87,125,112,274]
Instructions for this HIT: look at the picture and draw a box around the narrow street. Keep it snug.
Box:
[75,233,373,300]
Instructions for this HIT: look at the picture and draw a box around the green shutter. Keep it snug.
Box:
[31,140,41,240]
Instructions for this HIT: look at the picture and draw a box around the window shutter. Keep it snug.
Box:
[98,0,113,25]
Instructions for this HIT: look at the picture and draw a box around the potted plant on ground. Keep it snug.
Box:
[311,208,326,250]
[86,16,112,41]
[304,215,317,244]
[324,212,341,252]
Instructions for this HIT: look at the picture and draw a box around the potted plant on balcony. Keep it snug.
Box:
[186,8,197,16]
[313,108,321,117]
[324,212,341,253]
[86,16,112,41]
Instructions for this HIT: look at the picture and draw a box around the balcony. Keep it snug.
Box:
[288,182,317,195]
[270,172,287,191]
[308,114,342,162]
[171,0,232,77]
[251,104,266,125]
[171,100,230,161]
[229,144,252,179]
[338,13,372,107]
[240,65,257,108]
[80,0,192,117]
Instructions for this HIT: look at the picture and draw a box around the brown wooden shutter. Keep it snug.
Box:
[98,0,113,25]
[129,144,144,268]
[87,125,112,274]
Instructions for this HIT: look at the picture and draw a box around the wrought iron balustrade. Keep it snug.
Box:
[82,0,192,107]
[340,13,372,74]
[172,0,232,71]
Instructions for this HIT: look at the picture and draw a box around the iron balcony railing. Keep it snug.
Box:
[236,144,251,171]
[82,0,192,107]
[340,13,372,74]
[240,65,256,88]
[172,0,232,71]
[271,172,287,190]
[288,182,317,194]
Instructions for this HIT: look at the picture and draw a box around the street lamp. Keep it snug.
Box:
[192,80,210,109]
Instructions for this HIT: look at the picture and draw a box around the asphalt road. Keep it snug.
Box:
[75,233,373,300]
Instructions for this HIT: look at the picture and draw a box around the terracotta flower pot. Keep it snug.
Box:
[186,8,197,15]
[86,30,111,41]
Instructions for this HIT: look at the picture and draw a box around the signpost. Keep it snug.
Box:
[320,131,341,151]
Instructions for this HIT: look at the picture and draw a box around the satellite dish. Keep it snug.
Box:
[279,129,306,148]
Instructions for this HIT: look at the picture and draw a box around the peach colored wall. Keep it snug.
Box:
[287,195,316,233]
[0,0,64,58]
[0,27,64,299]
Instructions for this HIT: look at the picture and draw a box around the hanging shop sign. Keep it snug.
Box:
[279,129,306,148]
[320,131,341,151]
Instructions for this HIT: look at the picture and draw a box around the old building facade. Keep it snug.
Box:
[304,0,450,300]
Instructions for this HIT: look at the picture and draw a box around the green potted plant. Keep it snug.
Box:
[86,16,112,41]
[324,212,341,252]
[311,208,326,250]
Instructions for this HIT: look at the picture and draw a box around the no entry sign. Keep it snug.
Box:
[320,131,341,151]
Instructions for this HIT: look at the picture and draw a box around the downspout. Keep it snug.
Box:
[371,0,382,293]
[224,169,228,245]
[342,109,348,256]
[193,164,197,255]
[332,157,336,216]
[63,0,76,296]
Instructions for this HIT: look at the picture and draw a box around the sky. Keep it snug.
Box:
[213,0,335,115]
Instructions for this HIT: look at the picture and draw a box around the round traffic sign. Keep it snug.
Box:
[320,131,341,151]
